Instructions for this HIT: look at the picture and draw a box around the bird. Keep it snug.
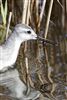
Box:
[0,24,53,71]
[0,69,40,100]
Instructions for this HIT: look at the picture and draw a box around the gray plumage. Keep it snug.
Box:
[0,24,37,71]
[0,69,40,100]
[0,24,40,100]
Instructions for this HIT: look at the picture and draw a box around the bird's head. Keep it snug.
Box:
[14,24,37,41]
[14,24,55,45]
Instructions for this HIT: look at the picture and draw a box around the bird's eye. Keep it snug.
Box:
[27,30,31,34]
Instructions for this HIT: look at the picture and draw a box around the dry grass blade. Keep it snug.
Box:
[66,0,67,12]
[38,0,46,27]
[45,49,53,84]
[36,0,39,17]
[22,0,32,95]
[30,0,35,25]
[56,0,63,9]
[4,0,7,21]
[6,12,12,39]
[35,0,39,27]
[44,0,54,85]
[26,0,31,25]
[30,0,35,12]
[45,0,54,39]
[61,0,65,28]
[22,0,28,23]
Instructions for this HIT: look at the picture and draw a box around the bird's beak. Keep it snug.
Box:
[37,36,55,45]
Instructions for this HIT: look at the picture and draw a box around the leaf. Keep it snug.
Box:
[1,0,5,25]
[4,0,7,23]
[1,0,7,26]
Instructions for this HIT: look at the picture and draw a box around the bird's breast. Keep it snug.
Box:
[0,40,21,71]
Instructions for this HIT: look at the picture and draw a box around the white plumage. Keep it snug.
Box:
[0,24,40,100]
[0,69,40,100]
[0,24,37,71]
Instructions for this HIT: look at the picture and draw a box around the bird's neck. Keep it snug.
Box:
[2,32,23,63]
[4,32,22,48]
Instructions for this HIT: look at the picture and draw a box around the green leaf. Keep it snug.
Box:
[1,0,7,26]
[1,0,5,25]
[4,0,7,24]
